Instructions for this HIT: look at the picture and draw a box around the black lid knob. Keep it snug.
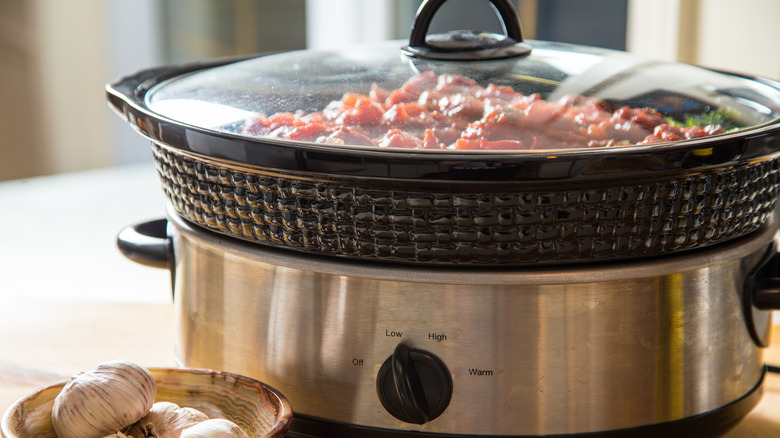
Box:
[402,0,532,61]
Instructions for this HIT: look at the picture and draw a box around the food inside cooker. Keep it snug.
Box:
[240,71,736,150]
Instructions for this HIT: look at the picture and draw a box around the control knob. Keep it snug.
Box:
[376,341,453,424]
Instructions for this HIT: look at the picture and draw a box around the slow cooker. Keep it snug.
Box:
[109,0,780,436]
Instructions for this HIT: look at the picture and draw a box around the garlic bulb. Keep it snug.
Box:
[52,360,156,438]
[180,419,248,438]
[125,401,209,438]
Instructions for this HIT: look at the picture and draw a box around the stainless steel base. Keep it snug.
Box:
[168,211,773,436]
[287,373,764,437]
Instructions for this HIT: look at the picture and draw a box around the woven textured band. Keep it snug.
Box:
[152,143,779,265]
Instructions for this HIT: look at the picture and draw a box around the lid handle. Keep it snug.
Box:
[402,0,532,61]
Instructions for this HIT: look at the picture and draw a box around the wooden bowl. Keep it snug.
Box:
[1,367,292,438]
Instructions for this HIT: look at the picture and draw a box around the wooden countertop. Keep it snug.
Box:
[1,300,779,437]
[1,164,779,437]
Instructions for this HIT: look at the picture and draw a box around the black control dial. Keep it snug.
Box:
[376,341,453,424]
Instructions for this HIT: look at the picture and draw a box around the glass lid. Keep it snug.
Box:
[146,7,780,153]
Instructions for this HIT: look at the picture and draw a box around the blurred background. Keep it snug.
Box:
[0,0,779,181]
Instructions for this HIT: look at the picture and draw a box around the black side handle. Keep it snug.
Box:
[402,0,532,61]
[744,244,780,348]
[754,275,780,310]
[117,219,171,270]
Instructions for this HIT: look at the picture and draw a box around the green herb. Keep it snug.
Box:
[665,108,742,131]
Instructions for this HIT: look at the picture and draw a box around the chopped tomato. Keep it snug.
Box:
[438,94,484,120]
[385,88,419,106]
[266,112,302,129]
[341,93,370,107]
[336,95,384,126]
[587,123,608,141]
[382,104,408,125]
[436,73,479,94]
[454,139,482,150]
[378,129,423,149]
[286,123,332,141]
[422,129,444,149]
[454,137,526,150]
[403,71,439,94]
[369,84,389,103]
[481,139,527,150]
[432,127,461,146]
[524,100,560,126]
[631,108,665,131]
[475,83,518,101]
[684,124,723,138]
[328,126,375,146]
